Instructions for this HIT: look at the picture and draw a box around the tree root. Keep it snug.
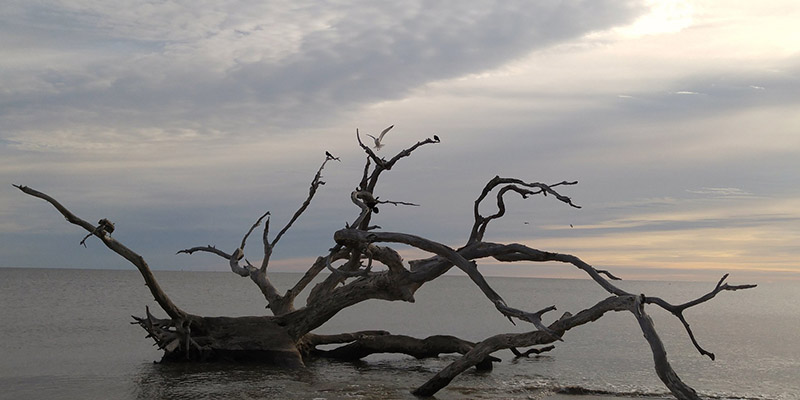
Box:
[132,308,304,367]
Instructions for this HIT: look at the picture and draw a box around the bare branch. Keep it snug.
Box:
[471,242,630,296]
[495,303,562,341]
[633,295,701,400]
[356,128,439,192]
[348,190,374,229]
[177,245,251,278]
[376,198,420,208]
[333,229,573,335]
[303,330,390,347]
[469,177,579,244]
[356,128,387,169]
[325,249,372,278]
[171,154,335,313]
[643,274,757,360]
[311,333,498,367]
[414,295,634,396]
[510,345,555,358]
[176,245,232,259]
[358,157,371,191]
[335,228,508,310]
[79,218,116,247]
[597,269,623,280]
[270,155,332,252]
[286,255,334,301]
[306,246,367,305]
[15,184,187,320]
[242,211,270,250]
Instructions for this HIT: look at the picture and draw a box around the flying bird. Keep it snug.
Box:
[367,125,394,151]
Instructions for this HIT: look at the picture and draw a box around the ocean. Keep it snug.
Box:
[0,268,797,400]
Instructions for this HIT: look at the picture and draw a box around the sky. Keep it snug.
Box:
[1,0,799,283]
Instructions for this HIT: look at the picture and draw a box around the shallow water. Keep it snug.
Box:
[0,268,797,399]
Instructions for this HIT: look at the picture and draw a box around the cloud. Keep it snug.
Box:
[686,187,753,197]
[0,0,645,151]
[3,1,800,282]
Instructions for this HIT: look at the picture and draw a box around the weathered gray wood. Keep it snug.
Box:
[311,333,488,361]
[16,131,757,400]
[413,295,634,396]
[15,184,188,321]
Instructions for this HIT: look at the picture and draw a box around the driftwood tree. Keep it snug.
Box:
[16,129,755,399]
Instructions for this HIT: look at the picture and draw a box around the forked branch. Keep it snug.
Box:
[643,274,757,360]
[175,154,336,314]
[356,127,439,193]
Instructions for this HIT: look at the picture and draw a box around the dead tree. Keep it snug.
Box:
[16,128,755,399]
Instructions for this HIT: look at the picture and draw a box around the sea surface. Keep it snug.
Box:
[0,268,797,400]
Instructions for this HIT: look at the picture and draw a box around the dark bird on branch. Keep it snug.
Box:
[325,151,340,161]
[80,218,115,247]
[356,190,380,214]
[433,134,440,142]
[367,125,394,151]
[98,218,115,233]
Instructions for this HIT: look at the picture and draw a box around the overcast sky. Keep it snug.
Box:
[2,0,798,282]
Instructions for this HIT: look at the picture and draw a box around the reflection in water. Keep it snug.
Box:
[131,356,557,400]
[133,362,315,400]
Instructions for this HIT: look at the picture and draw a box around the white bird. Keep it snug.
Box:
[367,125,394,151]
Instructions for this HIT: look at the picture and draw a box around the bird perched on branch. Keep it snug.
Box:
[355,190,380,214]
[367,125,394,151]
[97,218,115,233]
[325,151,340,161]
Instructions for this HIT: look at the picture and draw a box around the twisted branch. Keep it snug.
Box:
[469,177,579,244]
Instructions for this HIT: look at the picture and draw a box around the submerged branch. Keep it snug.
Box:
[414,295,634,397]
[311,333,499,369]
[510,345,555,358]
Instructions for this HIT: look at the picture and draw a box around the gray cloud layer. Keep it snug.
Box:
[1,1,643,146]
[4,1,799,281]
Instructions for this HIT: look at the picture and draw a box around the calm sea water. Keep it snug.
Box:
[0,268,797,400]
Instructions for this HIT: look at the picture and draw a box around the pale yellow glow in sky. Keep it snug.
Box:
[618,0,694,37]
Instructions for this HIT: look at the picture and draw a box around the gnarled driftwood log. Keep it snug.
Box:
[16,128,755,399]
